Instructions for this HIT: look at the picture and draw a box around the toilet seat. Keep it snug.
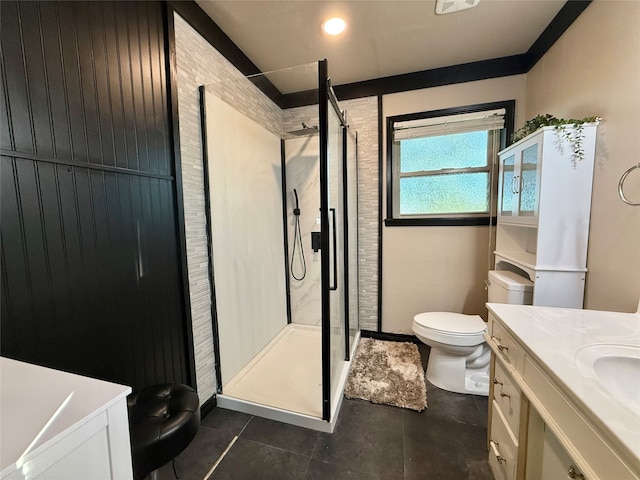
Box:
[413,312,486,347]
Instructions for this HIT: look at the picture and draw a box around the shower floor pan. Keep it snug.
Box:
[217,323,356,433]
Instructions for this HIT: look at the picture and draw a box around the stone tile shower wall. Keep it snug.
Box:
[342,97,378,332]
[174,14,283,401]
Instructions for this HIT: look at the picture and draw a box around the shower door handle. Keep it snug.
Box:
[330,208,337,291]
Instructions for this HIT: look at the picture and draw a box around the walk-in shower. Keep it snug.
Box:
[199,61,359,432]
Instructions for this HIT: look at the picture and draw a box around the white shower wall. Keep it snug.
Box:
[174,13,284,401]
[285,135,321,326]
[283,107,322,326]
[204,91,288,385]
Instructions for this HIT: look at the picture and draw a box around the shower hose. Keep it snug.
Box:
[291,189,306,281]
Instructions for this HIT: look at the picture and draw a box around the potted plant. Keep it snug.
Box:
[512,114,601,164]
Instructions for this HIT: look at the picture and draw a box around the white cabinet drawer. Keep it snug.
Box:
[493,358,522,438]
[489,315,524,374]
[489,400,518,480]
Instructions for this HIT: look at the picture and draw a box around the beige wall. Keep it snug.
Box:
[381,76,527,333]
[526,0,640,312]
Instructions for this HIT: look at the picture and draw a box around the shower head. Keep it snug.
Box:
[287,122,319,136]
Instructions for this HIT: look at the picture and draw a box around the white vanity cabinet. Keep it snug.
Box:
[494,124,597,308]
[485,304,640,480]
[0,357,133,480]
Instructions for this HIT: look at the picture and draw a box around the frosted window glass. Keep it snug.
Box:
[399,130,488,173]
[501,171,514,215]
[400,173,489,215]
[519,169,537,215]
[519,145,538,215]
[522,144,538,165]
[501,155,515,216]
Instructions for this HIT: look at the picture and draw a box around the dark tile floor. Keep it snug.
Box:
[155,345,492,480]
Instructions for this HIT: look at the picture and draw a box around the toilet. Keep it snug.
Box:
[413,270,533,395]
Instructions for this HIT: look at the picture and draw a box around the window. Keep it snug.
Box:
[386,101,514,226]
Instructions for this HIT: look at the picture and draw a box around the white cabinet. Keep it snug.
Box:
[0,357,133,480]
[495,124,597,308]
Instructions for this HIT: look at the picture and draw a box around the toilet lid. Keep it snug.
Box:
[413,312,486,335]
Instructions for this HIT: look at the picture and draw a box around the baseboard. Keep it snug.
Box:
[360,330,421,344]
[200,395,217,420]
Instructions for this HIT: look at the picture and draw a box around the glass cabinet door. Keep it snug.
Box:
[518,144,539,217]
[500,154,515,217]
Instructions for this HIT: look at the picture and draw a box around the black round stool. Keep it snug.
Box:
[128,383,200,480]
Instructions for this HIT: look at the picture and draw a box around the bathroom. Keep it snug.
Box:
[171,0,639,476]
[174,0,639,408]
[1,0,638,479]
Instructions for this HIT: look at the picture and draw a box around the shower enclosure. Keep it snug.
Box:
[199,60,359,431]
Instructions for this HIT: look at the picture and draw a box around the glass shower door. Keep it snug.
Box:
[327,97,346,417]
[345,125,359,356]
[319,59,349,421]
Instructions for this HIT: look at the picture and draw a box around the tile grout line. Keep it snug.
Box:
[202,435,239,480]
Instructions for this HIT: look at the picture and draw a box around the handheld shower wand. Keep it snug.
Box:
[293,189,300,216]
[291,189,306,281]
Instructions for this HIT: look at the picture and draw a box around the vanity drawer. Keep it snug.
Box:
[489,400,518,480]
[493,358,522,438]
[489,315,524,374]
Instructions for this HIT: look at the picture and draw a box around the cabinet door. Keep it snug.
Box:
[540,426,586,480]
[499,153,516,219]
[497,135,541,225]
[517,142,539,219]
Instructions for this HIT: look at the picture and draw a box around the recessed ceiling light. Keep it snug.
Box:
[323,17,346,36]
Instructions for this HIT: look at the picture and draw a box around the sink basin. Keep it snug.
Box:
[575,344,640,411]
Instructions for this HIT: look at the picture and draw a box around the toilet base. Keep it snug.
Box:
[426,348,489,396]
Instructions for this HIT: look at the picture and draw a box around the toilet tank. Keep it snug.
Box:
[488,270,534,305]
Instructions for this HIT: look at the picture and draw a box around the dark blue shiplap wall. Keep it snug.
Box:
[0,1,193,391]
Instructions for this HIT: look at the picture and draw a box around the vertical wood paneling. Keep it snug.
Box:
[134,3,152,174]
[1,2,33,153]
[0,1,190,392]
[38,2,73,159]
[1,157,35,356]
[127,4,148,174]
[88,2,116,167]
[148,4,170,176]
[57,3,89,163]
[112,2,137,171]
[73,2,103,164]
[0,60,14,150]
[18,3,54,157]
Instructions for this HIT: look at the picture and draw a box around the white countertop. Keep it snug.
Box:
[486,303,640,467]
[0,357,131,476]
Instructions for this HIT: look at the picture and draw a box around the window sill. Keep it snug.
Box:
[384,216,497,227]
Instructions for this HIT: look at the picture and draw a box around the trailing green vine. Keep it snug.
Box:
[512,114,601,164]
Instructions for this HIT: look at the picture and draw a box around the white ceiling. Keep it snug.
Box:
[195,0,567,94]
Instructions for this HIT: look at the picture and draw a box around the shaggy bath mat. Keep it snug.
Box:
[344,338,427,411]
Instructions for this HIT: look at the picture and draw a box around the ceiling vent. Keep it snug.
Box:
[435,0,480,15]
